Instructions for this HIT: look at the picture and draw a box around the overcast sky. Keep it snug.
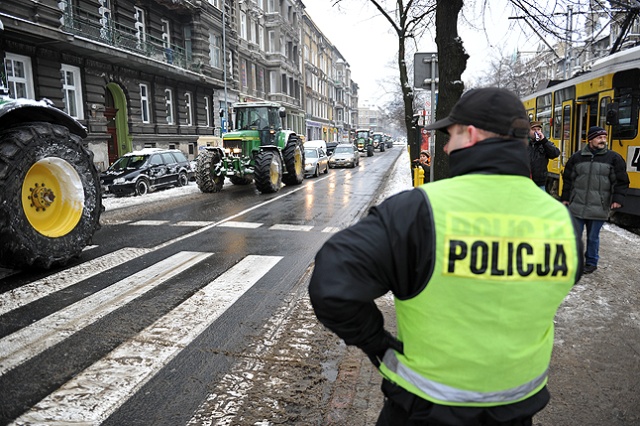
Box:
[303,1,541,107]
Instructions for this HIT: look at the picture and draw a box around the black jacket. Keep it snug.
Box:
[309,139,583,424]
[561,145,629,220]
[528,136,560,186]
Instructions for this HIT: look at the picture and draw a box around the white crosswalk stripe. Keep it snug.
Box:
[269,224,314,232]
[0,247,151,316]
[0,251,210,376]
[11,255,282,425]
[216,220,263,229]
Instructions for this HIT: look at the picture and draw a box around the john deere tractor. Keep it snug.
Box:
[355,128,374,157]
[0,18,102,269]
[196,102,305,194]
[371,131,386,152]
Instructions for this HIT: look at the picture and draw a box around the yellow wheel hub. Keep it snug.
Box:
[22,157,84,237]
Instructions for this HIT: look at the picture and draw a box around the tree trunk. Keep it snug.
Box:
[433,0,468,181]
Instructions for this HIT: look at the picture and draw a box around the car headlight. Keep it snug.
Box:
[305,162,312,168]
[113,177,125,184]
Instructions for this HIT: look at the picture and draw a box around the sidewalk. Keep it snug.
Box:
[320,223,640,425]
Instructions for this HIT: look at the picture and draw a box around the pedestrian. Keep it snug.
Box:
[308,87,583,426]
[528,120,560,191]
[560,125,629,274]
[413,149,431,179]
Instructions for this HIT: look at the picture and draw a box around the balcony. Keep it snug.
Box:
[61,6,197,71]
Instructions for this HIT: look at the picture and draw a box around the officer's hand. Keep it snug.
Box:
[363,330,404,368]
[611,202,622,209]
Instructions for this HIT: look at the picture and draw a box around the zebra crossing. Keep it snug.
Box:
[105,219,341,233]
[0,252,284,425]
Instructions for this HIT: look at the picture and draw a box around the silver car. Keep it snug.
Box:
[304,147,329,177]
[329,143,360,168]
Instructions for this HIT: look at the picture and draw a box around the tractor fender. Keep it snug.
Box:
[277,129,297,148]
[259,145,283,161]
[200,145,225,156]
[0,98,87,138]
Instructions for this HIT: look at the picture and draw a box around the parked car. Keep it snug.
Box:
[329,144,360,169]
[304,146,329,177]
[100,148,194,197]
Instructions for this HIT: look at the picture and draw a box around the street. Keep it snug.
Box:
[0,147,402,425]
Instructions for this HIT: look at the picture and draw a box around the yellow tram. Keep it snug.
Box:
[522,47,640,220]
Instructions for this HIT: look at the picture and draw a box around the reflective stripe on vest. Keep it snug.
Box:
[382,349,548,404]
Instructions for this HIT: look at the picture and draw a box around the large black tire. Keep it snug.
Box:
[367,145,374,157]
[196,149,224,193]
[229,175,253,185]
[254,150,282,193]
[380,144,386,152]
[281,138,305,186]
[0,122,102,269]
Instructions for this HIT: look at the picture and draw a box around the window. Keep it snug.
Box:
[204,95,211,127]
[4,53,34,99]
[98,0,112,41]
[240,11,247,40]
[61,64,84,119]
[268,31,276,52]
[258,25,265,51]
[209,32,222,68]
[140,83,150,123]
[241,59,248,88]
[184,27,193,63]
[184,92,193,126]
[165,89,174,124]
[208,0,221,8]
[134,7,146,49]
[267,0,275,12]
[161,19,171,49]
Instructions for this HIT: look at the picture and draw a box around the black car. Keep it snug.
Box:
[101,148,194,197]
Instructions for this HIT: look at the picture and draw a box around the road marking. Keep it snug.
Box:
[12,255,282,425]
[321,227,341,233]
[0,251,210,375]
[173,221,216,227]
[0,248,152,316]
[269,224,314,232]
[216,221,263,229]
[129,220,170,226]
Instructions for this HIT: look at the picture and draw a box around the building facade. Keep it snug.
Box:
[0,0,358,170]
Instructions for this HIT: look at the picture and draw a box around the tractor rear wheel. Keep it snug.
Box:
[0,122,102,269]
[282,138,305,186]
[254,150,282,193]
[196,150,224,193]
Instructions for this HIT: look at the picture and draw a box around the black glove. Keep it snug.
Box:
[362,330,404,368]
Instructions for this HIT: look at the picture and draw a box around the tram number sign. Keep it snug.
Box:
[628,146,640,172]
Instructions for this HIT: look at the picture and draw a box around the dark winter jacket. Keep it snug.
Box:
[528,135,560,186]
[309,139,584,424]
[561,145,629,220]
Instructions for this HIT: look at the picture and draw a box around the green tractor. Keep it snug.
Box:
[196,102,305,194]
[371,131,386,152]
[355,128,374,157]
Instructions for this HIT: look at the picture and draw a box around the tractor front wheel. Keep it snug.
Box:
[196,150,225,193]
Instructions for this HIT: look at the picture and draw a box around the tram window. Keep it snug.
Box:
[599,97,610,128]
[536,94,552,138]
[553,105,562,139]
[611,93,638,139]
[563,106,571,141]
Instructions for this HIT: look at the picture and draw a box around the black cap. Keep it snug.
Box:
[587,126,607,140]
[425,87,530,138]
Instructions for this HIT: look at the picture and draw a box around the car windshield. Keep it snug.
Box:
[334,146,352,154]
[304,149,318,158]
[109,155,148,171]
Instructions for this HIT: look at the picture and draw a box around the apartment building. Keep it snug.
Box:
[0,0,358,170]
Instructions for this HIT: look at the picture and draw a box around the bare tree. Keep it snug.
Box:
[333,0,436,168]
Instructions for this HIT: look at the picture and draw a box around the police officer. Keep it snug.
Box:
[309,87,583,425]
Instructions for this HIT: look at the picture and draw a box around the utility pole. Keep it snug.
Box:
[565,6,573,79]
